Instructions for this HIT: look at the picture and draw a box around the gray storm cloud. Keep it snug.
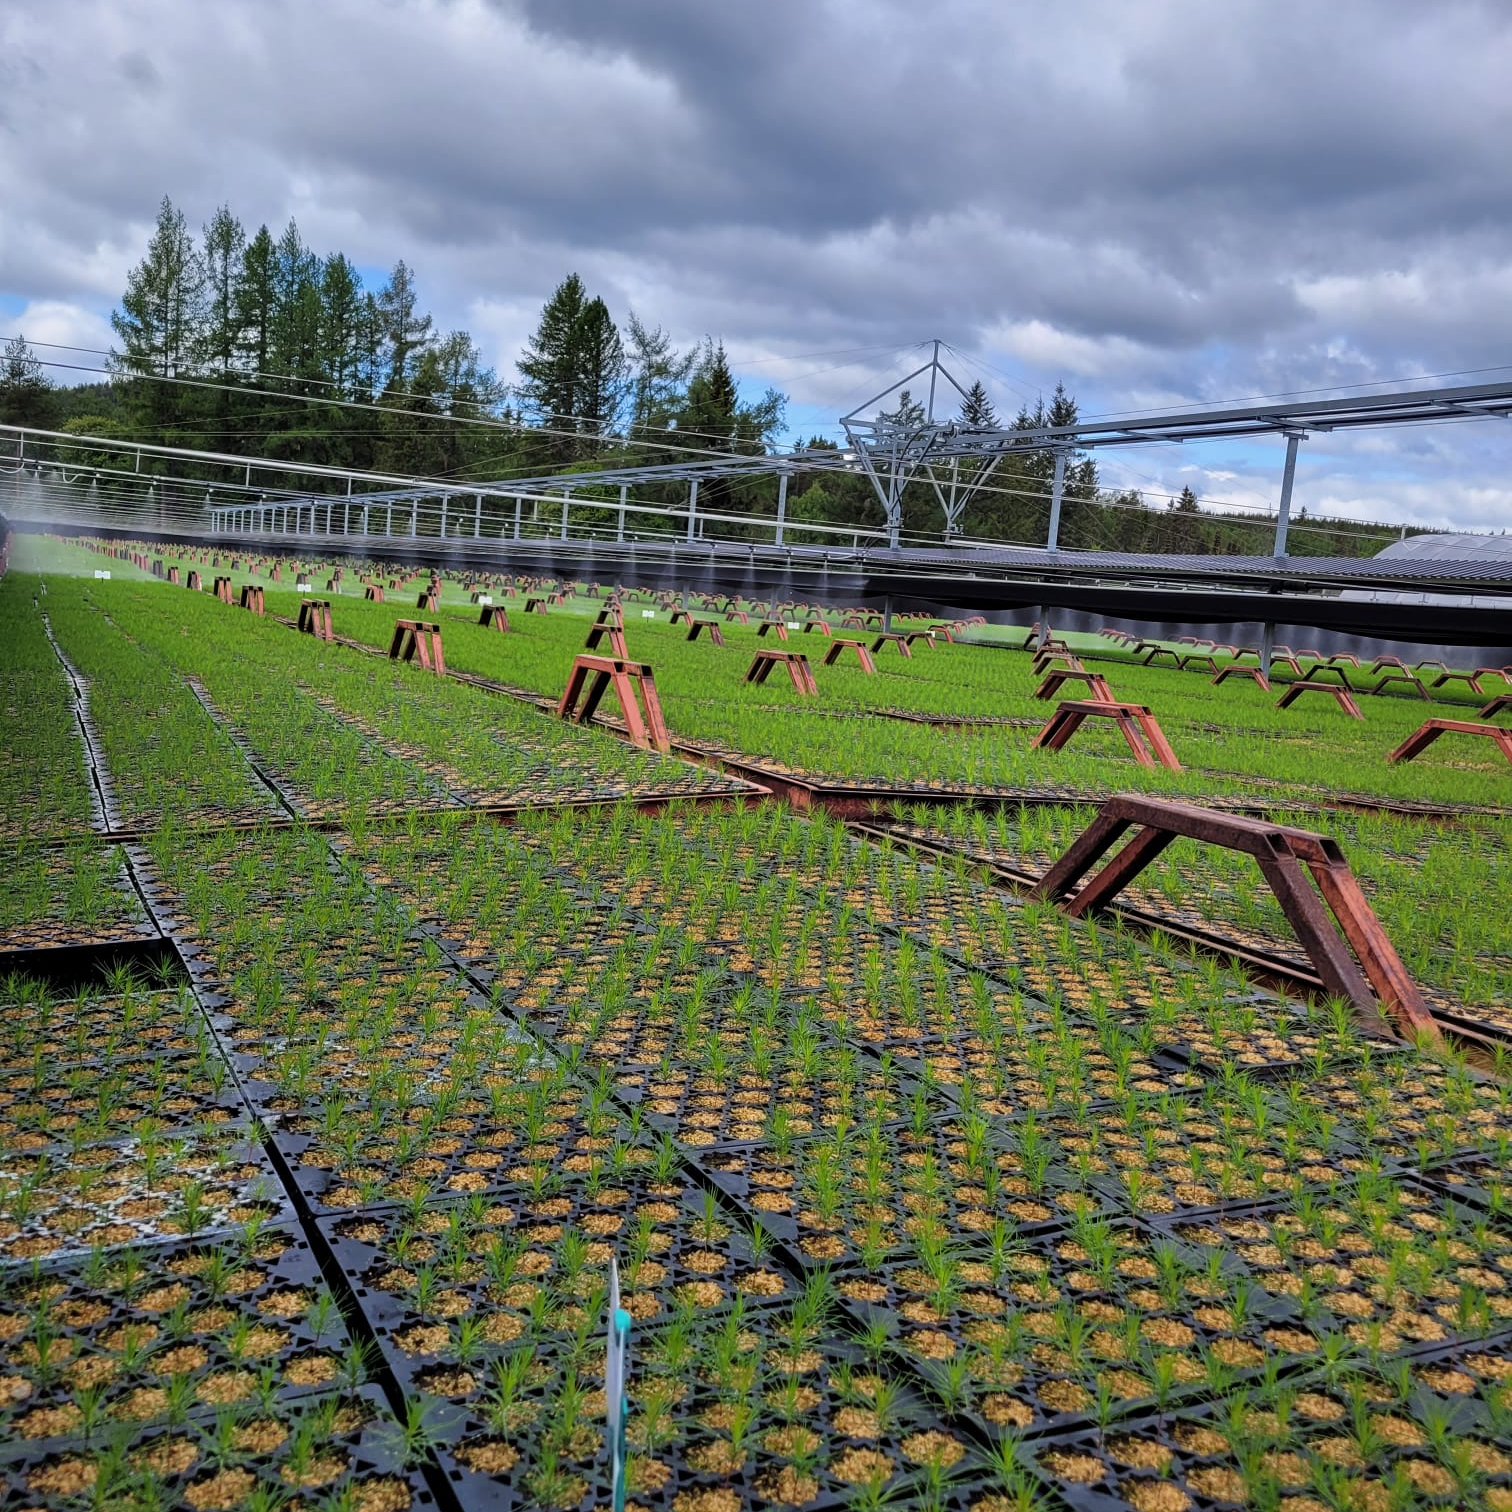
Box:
[2,0,1511,527]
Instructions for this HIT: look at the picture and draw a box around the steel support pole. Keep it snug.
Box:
[617,485,627,543]
[1046,449,1068,551]
[343,502,350,535]
[1274,432,1301,556]
[440,496,448,538]
[560,491,570,542]
[775,471,788,546]
[474,494,481,539]
[883,595,894,634]
[387,504,393,535]
[1261,622,1275,682]
[514,496,522,540]
[686,479,699,543]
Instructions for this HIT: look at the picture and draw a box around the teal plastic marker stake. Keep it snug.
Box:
[606,1256,632,1512]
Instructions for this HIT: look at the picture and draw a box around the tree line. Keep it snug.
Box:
[0,195,1415,556]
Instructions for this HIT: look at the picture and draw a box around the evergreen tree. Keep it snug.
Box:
[0,335,56,427]
[959,379,997,428]
[624,312,695,447]
[111,196,204,380]
[199,206,246,379]
[1173,485,1200,512]
[680,341,740,450]
[575,297,628,440]
[376,259,434,392]
[517,273,590,455]
[876,388,926,427]
[318,254,364,397]
[270,220,322,389]
[235,226,277,379]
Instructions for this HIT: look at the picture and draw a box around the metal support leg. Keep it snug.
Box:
[440,497,448,538]
[776,471,788,546]
[617,485,627,543]
[474,494,481,539]
[1260,622,1275,683]
[561,491,570,542]
[686,479,699,543]
[1046,449,1067,551]
[514,496,522,540]
[883,595,893,634]
[1274,431,1301,556]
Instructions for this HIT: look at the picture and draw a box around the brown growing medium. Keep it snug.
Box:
[831,1446,897,1484]
[185,1468,259,1510]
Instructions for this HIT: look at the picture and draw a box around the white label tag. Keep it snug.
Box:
[478,595,492,606]
[95,570,112,579]
[642,610,656,618]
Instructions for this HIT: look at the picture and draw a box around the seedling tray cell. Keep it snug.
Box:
[0,1383,435,1509]
[1,1131,290,1268]
[1023,1342,1512,1511]
[422,1302,949,1512]
[319,1172,799,1390]
[0,1222,358,1453]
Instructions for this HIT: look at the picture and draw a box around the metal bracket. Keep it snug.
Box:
[1031,699,1182,770]
[557,654,671,752]
[1387,718,1512,767]
[1029,794,1439,1044]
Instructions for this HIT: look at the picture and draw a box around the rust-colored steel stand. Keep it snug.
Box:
[1035,668,1115,700]
[187,571,203,592]
[1372,667,1429,699]
[822,639,877,673]
[1029,794,1439,1044]
[1387,718,1512,767]
[1032,700,1182,770]
[556,654,671,752]
[757,620,790,641]
[1478,694,1512,720]
[871,632,913,659]
[1431,667,1512,696]
[1276,680,1364,718]
[365,585,386,602]
[1177,652,1219,673]
[1212,665,1270,691]
[1031,648,1083,677]
[524,597,548,614]
[214,576,234,603]
[802,619,832,637]
[239,585,265,614]
[687,619,725,646]
[746,649,818,694]
[585,618,629,657]
[389,619,446,674]
[479,605,510,631]
[297,599,334,641]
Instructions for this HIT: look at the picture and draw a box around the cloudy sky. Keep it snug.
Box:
[3,0,1511,535]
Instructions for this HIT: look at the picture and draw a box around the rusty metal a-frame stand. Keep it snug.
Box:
[1029,795,1440,1044]
[297,599,334,641]
[1032,700,1181,769]
[557,655,671,753]
[1387,718,1512,767]
[389,620,446,674]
